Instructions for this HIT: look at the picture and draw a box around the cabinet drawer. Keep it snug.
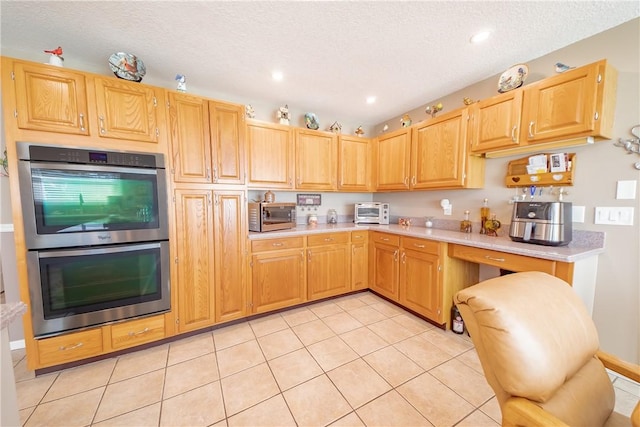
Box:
[37,328,103,367]
[111,315,165,350]
[251,237,304,252]
[449,244,556,274]
[351,230,368,242]
[371,232,400,246]
[307,232,349,247]
[401,237,440,255]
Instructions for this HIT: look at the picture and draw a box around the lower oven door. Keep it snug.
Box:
[27,241,170,338]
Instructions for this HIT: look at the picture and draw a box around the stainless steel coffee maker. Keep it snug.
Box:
[509,201,572,246]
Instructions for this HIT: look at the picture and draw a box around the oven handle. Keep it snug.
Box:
[25,161,161,175]
[35,241,166,259]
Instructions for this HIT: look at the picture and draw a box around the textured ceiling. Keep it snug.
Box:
[1,1,639,127]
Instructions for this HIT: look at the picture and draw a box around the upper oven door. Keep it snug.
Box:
[18,161,169,249]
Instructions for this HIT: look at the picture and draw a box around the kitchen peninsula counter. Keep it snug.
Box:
[248,223,605,263]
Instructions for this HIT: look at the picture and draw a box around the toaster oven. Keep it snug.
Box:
[248,202,297,232]
[354,202,390,225]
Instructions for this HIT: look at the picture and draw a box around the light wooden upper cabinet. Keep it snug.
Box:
[246,120,294,188]
[521,60,617,144]
[94,77,160,143]
[168,92,212,183]
[210,101,245,184]
[411,108,484,189]
[213,190,247,323]
[376,127,411,190]
[295,128,337,190]
[469,90,523,153]
[12,61,90,135]
[338,136,371,191]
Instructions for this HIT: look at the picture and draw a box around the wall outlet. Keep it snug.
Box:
[594,207,634,225]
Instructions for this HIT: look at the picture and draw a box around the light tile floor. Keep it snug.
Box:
[11,291,640,427]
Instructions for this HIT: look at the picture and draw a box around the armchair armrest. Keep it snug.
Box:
[502,397,568,427]
[597,350,640,383]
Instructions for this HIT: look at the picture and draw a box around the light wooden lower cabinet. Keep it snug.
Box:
[370,232,401,300]
[36,328,103,368]
[110,315,165,350]
[351,231,369,290]
[307,232,351,300]
[250,237,306,313]
[399,237,442,322]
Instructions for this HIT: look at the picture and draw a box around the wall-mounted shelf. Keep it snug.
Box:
[505,153,575,188]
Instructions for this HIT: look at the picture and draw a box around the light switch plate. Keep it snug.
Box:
[594,207,634,225]
[616,180,637,200]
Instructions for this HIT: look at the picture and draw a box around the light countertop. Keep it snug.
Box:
[248,223,605,263]
[1,302,27,330]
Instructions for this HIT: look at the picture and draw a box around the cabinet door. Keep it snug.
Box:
[210,101,245,184]
[351,231,369,290]
[376,128,411,190]
[174,189,216,332]
[411,110,467,189]
[399,249,441,322]
[251,249,305,313]
[13,61,89,135]
[338,136,371,191]
[371,242,399,300]
[521,64,599,143]
[168,93,212,183]
[246,121,294,188]
[471,90,523,152]
[213,190,247,323]
[307,244,350,300]
[94,77,159,143]
[295,129,337,190]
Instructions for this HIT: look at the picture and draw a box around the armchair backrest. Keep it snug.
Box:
[455,271,615,426]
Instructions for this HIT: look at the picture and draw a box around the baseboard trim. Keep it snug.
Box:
[10,339,25,350]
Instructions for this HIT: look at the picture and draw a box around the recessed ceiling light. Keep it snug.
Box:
[272,71,283,81]
[470,30,491,44]
[366,96,376,104]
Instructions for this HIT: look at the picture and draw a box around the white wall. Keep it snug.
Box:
[374,19,640,363]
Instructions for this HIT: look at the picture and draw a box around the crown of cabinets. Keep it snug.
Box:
[469,59,617,155]
[7,59,164,144]
[376,108,485,191]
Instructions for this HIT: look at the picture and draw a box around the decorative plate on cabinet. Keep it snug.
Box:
[498,64,528,93]
[108,52,146,82]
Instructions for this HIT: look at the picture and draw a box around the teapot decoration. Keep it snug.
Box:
[264,190,275,203]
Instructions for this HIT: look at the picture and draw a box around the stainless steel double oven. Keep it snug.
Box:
[17,142,171,337]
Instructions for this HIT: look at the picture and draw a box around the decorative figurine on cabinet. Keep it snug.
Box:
[245,104,255,119]
[175,74,187,92]
[305,113,320,130]
[277,104,290,125]
[329,121,342,134]
[425,103,443,118]
[355,126,365,137]
[44,46,64,67]
[400,114,412,127]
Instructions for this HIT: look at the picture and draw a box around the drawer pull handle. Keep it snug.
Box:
[128,327,150,337]
[323,238,333,242]
[99,115,106,134]
[59,342,83,351]
[380,237,389,241]
[511,125,517,142]
[353,235,362,239]
[413,244,426,248]
[271,242,284,247]
[79,113,86,131]
[484,255,505,262]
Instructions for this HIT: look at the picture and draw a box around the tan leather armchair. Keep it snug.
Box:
[454,271,639,427]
